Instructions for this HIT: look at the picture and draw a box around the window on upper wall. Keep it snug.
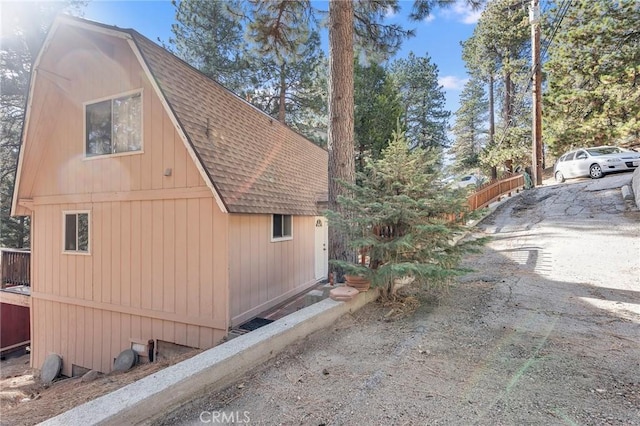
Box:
[85,91,142,157]
[272,214,292,241]
[64,212,90,253]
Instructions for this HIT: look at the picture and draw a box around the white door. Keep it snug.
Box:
[314,217,328,280]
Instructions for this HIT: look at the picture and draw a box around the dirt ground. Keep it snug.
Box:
[157,174,639,425]
[0,348,201,425]
[1,173,638,425]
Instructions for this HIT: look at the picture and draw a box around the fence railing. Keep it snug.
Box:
[467,173,526,211]
[1,249,31,289]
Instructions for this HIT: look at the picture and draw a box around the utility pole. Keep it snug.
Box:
[530,0,543,186]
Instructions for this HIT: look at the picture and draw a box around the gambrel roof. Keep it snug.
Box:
[12,15,328,216]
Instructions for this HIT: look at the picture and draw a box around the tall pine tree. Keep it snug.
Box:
[391,52,451,152]
[544,0,640,155]
[327,125,483,296]
[244,2,327,141]
[354,59,402,171]
[461,0,530,175]
[169,0,249,93]
[451,77,488,173]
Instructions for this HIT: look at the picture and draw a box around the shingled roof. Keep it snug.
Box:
[57,16,329,216]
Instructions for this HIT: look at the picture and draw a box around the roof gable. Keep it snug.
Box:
[12,15,328,217]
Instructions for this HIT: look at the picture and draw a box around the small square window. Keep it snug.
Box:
[272,214,292,241]
[64,212,89,253]
[86,92,142,157]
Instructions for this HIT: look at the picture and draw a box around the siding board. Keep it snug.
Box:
[120,202,131,307]
[162,108,175,190]
[110,310,121,367]
[228,215,317,326]
[85,307,94,371]
[140,201,152,310]
[44,205,53,295]
[163,201,176,313]
[151,92,164,190]
[174,199,187,318]
[92,309,103,374]
[111,202,121,305]
[163,319,175,344]
[212,205,228,325]
[130,201,142,309]
[151,200,163,311]
[102,203,112,304]
[186,199,200,318]
[92,204,102,302]
[199,199,213,318]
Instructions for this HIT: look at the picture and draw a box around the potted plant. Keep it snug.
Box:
[327,126,484,298]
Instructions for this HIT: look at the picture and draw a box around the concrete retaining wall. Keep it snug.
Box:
[632,167,640,209]
[41,289,379,426]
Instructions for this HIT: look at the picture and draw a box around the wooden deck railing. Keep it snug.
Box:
[467,173,526,211]
[1,249,31,289]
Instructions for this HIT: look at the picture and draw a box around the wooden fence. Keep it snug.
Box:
[467,173,526,211]
[1,249,31,289]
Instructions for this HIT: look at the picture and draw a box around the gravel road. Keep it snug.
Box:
[158,173,640,426]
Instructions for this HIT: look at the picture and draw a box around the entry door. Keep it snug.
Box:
[314,217,328,280]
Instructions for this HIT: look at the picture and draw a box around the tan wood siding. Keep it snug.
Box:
[30,196,229,374]
[25,28,230,374]
[228,215,317,326]
[32,299,228,376]
[24,26,208,199]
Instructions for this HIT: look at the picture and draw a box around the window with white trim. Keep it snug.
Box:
[85,91,142,156]
[64,212,90,253]
[272,214,292,241]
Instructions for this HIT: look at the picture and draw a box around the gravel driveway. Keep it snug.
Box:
[158,174,640,426]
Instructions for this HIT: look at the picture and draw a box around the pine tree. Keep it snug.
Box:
[326,0,483,282]
[168,0,249,93]
[327,126,483,296]
[391,52,451,152]
[171,1,328,144]
[244,3,327,142]
[461,0,530,175]
[451,78,488,172]
[544,0,640,156]
[243,0,484,282]
[354,60,403,171]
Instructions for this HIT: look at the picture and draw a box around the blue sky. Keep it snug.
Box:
[84,0,482,115]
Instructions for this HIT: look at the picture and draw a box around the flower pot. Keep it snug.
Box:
[344,274,371,292]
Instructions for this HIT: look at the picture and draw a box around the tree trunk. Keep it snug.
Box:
[278,62,286,123]
[488,74,497,179]
[503,71,514,174]
[503,72,512,122]
[328,0,356,283]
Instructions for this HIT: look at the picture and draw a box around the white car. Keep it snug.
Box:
[554,146,640,182]
[452,175,480,188]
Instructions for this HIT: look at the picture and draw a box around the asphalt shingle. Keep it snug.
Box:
[130,32,328,216]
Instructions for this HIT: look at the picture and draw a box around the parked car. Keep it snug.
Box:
[452,175,481,189]
[554,146,640,182]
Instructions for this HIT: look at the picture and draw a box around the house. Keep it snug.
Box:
[11,15,329,376]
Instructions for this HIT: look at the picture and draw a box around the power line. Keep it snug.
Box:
[540,0,572,60]
[494,0,572,149]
